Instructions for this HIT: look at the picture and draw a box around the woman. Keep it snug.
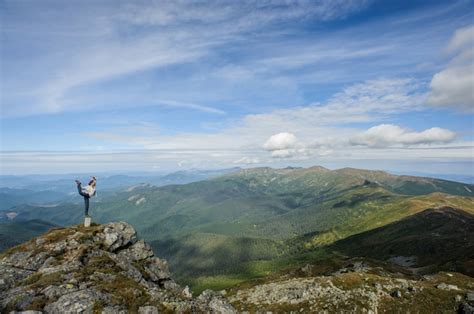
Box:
[75,176,97,217]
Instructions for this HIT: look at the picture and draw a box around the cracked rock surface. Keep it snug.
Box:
[0,222,236,313]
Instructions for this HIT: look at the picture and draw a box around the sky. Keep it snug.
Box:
[1,0,473,175]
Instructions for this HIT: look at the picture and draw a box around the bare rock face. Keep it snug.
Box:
[195,290,237,313]
[102,222,137,252]
[0,222,236,313]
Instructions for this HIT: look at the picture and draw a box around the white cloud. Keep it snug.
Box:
[154,99,226,115]
[263,132,298,151]
[233,156,261,164]
[1,0,371,117]
[119,1,371,28]
[427,25,474,111]
[269,148,311,159]
[446,24,474,53]
[350,124,456,148]
[85,79,459,159]
[263,132,313,159]
[3,77,467,172]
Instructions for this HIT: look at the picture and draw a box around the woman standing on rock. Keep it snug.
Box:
[75,176,97,217]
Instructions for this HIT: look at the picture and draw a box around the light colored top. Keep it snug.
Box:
[82,185,96,197]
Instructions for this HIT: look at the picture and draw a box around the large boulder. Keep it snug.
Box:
[101,222,137,252]
[195,290,237,313]
[44,289,106,314]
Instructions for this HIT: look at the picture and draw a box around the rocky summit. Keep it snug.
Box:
[0,222,236,313]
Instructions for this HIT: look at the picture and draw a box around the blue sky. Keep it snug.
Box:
[1,0,473,175]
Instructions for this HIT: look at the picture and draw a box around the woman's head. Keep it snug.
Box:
[89,177,97,188]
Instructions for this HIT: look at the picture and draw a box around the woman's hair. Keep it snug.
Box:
[88,177,97,187]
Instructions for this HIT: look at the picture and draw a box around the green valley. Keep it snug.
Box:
[1,166,473,292]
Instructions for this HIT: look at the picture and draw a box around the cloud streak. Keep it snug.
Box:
[350,124,456,148]
[1,0,371,117]
[82,78,466,163]
[427,25,474,111]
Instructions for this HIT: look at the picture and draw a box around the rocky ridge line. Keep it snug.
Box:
[0,222,236,313]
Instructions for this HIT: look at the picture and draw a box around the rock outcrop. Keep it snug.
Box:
[228,263,474,313]
[0,222,236,313]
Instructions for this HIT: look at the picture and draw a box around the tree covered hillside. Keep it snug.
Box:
[2,166,473,291]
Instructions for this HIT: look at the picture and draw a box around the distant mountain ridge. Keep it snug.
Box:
[1,165,473,292]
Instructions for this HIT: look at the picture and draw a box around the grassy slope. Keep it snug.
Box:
[3,166,474,292]
[332,206,474,274]
[0,219,57,251]
[168,191,473,293]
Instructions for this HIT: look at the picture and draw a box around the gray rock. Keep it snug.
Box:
[1,290,36,311]
[35,238,46,246]
[459,302,474,314]
[41,285,65,299]
[197,289,237,313]
[144,257,171,282]
[51,240,67,254]
[90,271,116,282]
[436,283,459,291]
[39,260,82,275]
[101,306,128,314]
[44,289,105,314]
[467,291,474,302]
[138,306,159,314]
[183,286,193,299]
[3,251,33,269]
[40,256,57,269]
[163,280,182,293]
[0,221,237,313]
[102,222,137,252]
[106,252,143,283]
[0,266,34,291]
[67,238,80,250]
[117,240,153,262]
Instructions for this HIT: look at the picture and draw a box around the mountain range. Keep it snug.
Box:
[1,166,473,293]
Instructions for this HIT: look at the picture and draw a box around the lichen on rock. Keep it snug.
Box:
[0,221,236,313]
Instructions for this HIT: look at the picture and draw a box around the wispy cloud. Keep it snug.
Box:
[427,24,474,111]
[153,99,226,115]
[83,78,469,163]
[2,1,473,174]
[1,0,371,117]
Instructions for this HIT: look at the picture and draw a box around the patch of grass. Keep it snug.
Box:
[0,241,31,258]
[88,254,115,268]
[4,294,25,313]
[42,227,74,243]
[21,273,42,286]
[380,285,461,313]
[186,248,334,294]
[188,275,248,295]
[96,275,150,312]
[74,254,120,282]
[133,261,151,281]
[25,296,48,311]
[331,272,365,290]
[30,272,63,290]
[233,299,313,313]
[93,300,106,314]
